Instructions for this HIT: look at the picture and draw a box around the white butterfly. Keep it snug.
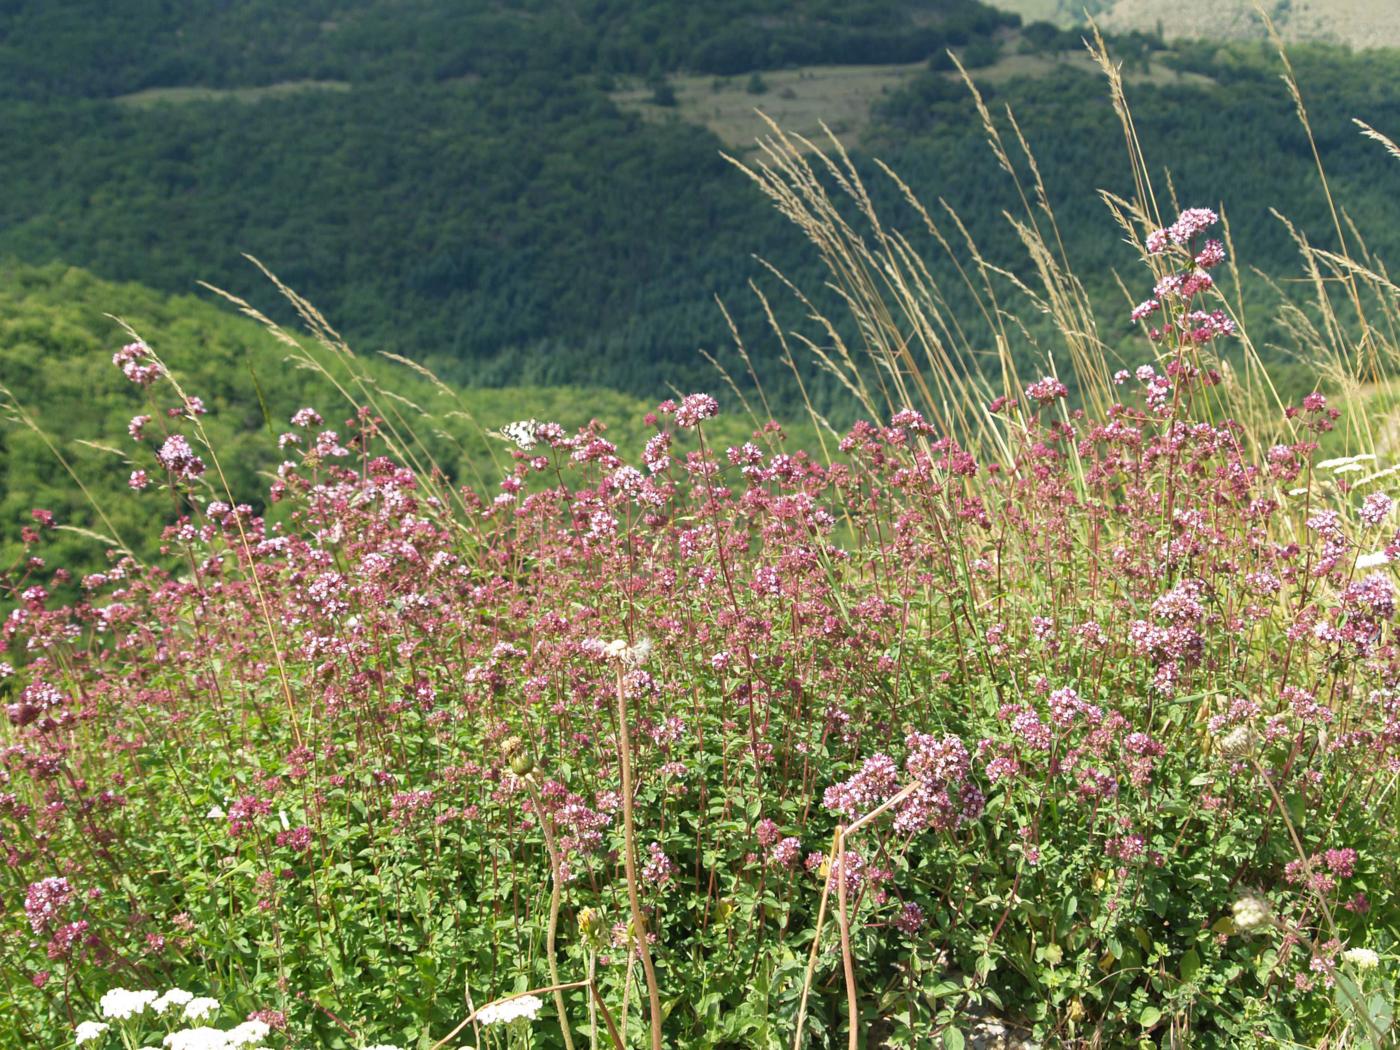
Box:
[493,419,540,451]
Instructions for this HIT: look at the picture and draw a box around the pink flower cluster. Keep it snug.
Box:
[112,341,163,387]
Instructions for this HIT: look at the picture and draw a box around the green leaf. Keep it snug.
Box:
[1180,948,1200,982]
[1368,991,1393,1034]
[1139,1006,1162,1029]
[942,1027,966,1050]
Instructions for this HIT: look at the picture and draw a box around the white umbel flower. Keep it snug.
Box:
[75,1021,110,1045]
[603,637,652,669]
[100,988,160,1019]
[225,1020,270,1047]
[153,989,194,1015]
[1343,947,1381,970]
[163,1027,234,1050]
[475,993,544,1025]
[182,998,220,1023]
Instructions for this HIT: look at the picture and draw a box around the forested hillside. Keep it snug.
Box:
[2,1,1399,414]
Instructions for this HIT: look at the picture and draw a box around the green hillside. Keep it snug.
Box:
[0,261,785,579]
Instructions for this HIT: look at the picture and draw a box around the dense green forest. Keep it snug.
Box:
[2,2,1399,432]
[0,0,1013,98]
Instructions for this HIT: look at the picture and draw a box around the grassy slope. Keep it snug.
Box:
[0,261,797,576]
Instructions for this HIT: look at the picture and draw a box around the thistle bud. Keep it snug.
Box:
[500,735,534,776]
[578,907,602,946]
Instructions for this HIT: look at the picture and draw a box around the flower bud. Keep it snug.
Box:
[578,907,602,946]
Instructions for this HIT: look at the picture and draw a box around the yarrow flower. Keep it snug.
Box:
[99,987,159,1019]
[1342,947,1380,970]
[183,997,220,1022]
[75,1021,109,1046]
[153,988,194,1014]
[163,1025,266,1050]
[475,993,544,1026]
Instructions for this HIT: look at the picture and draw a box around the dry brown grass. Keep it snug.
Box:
[611,64,926,152]
[611,49,1210,155]
[987,0,1400,50]
[114,80,350,108]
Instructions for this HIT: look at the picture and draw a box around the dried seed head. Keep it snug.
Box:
[603,637,652,669]
[1219,724,1256,759]
[1232,895,1271,932]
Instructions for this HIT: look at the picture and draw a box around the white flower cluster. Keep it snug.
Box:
[100,988,160,1020]
[75,1021,109,1046]
[163,1021,269,1050]
[154,989,195,1015]
[1343,946,1381,970]
[474,993,544,1026]
[183,998,220,1022]
[602,636,652,669]
[74,988,274,1050]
